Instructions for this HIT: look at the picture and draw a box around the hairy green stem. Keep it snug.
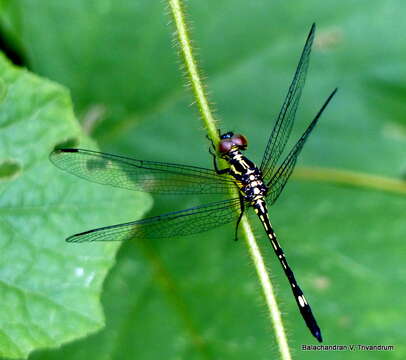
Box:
[168,0,218,142]
[167,1,292,359]
[241,219,292,360]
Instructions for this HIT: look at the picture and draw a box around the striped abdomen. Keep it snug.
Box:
[253,198,322,342]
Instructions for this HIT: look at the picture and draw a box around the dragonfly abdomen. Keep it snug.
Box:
[253,198,323,342]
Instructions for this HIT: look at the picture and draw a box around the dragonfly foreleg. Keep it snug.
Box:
[208,147,230,175]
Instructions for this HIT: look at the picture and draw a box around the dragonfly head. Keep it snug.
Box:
[218,132,248,155]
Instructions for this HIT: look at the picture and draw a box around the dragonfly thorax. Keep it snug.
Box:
[225,149,268,203]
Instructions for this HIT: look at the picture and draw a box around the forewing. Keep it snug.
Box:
[266,89,337,205]
[66,197,242,242]
[50,148,235,195]
[260,24,315,179]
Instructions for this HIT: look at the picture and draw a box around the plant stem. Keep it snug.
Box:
[168,0,218,142]
[167,1,292,359]
[242,219,292,360]
[293,166,406,195]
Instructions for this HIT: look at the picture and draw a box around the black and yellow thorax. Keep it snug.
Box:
[224,149,268,204]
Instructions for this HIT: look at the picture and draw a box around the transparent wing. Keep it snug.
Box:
[260,24,315,179]
[266,89,337,205]
[50,148,236,195]
[66,197,242,242]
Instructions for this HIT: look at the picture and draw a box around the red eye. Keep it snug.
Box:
[232,134,248,149]
[219,139,233,153]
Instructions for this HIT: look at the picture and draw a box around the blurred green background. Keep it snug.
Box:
[0,0,405,359]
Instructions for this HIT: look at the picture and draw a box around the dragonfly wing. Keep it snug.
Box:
[260,24,315,179]
[66,197,242,242]
[266,89,337,205]
[50,148,236,195]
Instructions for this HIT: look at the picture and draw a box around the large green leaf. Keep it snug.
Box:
[1,0,405,359]
[0,53,151,359]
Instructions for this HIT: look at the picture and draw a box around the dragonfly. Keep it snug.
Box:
[50,23,336,342]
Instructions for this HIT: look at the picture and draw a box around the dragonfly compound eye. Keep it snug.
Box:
[218,139,233,153]
[231,134,248,150]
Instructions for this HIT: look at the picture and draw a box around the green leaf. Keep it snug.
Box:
[1,1,406,359]
[0,53,151,359]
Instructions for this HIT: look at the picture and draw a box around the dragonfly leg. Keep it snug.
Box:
[206,133,221,148]
[207,134,216,151]
[234,194,245,241]
[208,144,230,175]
